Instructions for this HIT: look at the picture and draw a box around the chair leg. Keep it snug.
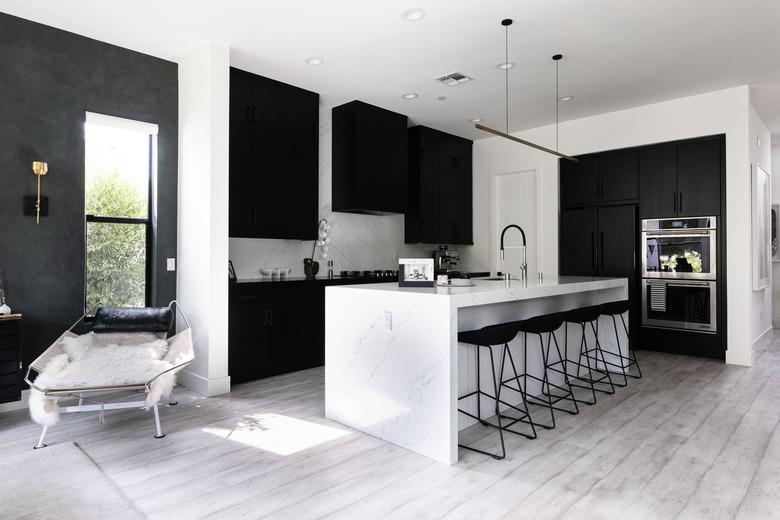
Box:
[168,386,178,406]
[590,321,616,394]
[498,341,539,439]
[487,346,506,460]
[551,332,579,415]
[538,333,556,428]
[578,324,598,404]
[620,313,642,379]
[610,315,629,387]
[153,403,165,439]
[33,426,48,449]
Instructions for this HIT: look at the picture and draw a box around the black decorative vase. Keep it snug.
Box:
[303,258,319,280]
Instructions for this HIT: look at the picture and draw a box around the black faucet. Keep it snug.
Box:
[499,224,528,280]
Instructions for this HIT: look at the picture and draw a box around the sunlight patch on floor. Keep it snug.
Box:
[202,413,350,455]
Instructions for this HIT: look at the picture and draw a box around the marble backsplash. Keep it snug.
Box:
[229,104,428,279]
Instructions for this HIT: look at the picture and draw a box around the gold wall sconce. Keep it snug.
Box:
[26,161,48,224]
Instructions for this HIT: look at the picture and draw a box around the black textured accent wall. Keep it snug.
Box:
[0,13,178,370]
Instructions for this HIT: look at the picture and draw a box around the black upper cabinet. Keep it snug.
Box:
[229,67,319,239]
[561,156,599,206]
[599,150,638,202]
[561,152,638,207]
[676,138,721,217]
[332,100,408,214]
[406,126,473,244]
[638,136,723,218]
[638,144,677,218]
[285,87,319,141]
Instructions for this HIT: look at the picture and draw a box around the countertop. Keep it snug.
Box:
[327,275,628,308]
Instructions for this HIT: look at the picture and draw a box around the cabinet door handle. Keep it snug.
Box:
[673,192,677,213]
[251,107,256,123]
[596,179,600,200]
[268,309,273,326]
[591,232,596,270]
[679,192,683,213]
[245,106,251,123]
[600,231,605,270]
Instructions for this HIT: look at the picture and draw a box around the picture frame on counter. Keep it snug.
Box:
[398,258,435,287]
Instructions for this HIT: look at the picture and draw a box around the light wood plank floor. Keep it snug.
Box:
[2,336,779,520]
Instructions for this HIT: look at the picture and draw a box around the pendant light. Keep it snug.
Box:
[475,19,577,162]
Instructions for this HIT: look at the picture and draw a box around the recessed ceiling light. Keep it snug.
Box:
[402,8,426,21]
[559,95,574,102]
[496,62,515,70]
[305,57,324,65]
[402,93,418,99]
[469,118,482,123]
[437,96,446,101]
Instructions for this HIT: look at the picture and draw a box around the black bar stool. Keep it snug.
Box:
[500,313,579,431]
[561,305,616,405]
[598,300,642,386]
[458,322,532,459]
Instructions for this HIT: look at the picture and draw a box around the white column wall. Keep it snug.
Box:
[465,86,755,366]
[176,41,231,396]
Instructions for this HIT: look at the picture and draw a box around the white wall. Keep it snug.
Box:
[229,104,426,279]
[748,105,772,344]
[177,41,231,396]
[773,143,780,327]
[464,86,755,366]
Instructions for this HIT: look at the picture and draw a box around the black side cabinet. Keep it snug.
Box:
[406,126,473,244]
[229,67,319,240]
[0,315,22,404]
[332,100,408,214]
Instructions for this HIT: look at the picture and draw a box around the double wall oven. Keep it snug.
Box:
[641,216,717,333]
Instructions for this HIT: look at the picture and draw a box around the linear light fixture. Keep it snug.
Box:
[475,19,577,162]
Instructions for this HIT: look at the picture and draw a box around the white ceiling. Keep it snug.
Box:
[3,0,780,140]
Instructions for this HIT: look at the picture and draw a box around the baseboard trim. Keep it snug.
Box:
[0,389,29,414]
[753,326,774,350]
[178,370,231,397]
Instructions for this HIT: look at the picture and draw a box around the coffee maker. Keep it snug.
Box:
[434,245,460,276]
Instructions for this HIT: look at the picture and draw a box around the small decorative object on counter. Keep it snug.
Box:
[398,258,435,287]
[437,274,449,286]
[304,218,330,279]
[327,260,334,279]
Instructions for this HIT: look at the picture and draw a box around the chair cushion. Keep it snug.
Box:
[92,307,173,334]
[514,313,565,334]
[459,323,519,346]
[600,300,630,316]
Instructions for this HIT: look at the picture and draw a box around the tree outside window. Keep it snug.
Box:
[84,115,155,310]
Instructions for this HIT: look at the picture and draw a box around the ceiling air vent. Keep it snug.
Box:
[435,72,473,86]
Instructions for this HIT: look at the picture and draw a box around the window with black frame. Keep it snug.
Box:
[84,113,157,310]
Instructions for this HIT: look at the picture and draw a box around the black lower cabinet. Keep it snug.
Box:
[229,279,376,384]
[0,317,22,404]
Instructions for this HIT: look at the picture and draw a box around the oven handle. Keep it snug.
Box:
[644,231,713,238]
[648,280,713,288]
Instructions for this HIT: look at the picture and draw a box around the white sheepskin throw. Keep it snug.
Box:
[29,332,177,426]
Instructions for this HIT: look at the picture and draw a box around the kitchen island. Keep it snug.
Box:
[324,276,629,465]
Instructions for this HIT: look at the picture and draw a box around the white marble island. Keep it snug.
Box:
[324,276,629,465]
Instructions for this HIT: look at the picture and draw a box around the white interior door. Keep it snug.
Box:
[491,169,539,277]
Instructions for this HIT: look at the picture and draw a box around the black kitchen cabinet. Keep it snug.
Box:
[229,67,319,239]
[228,277,388,384]
[560,156,599,206]
[561,152,637,207]
[560,205,638,339]
[638,144,677,218]
[332,100,408,214]
[639,136,723,219]
[559,207,598,276]
[599,150,638,202]
[0,316,22,404]
[676,138,722,217]
[406,126,473,244]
